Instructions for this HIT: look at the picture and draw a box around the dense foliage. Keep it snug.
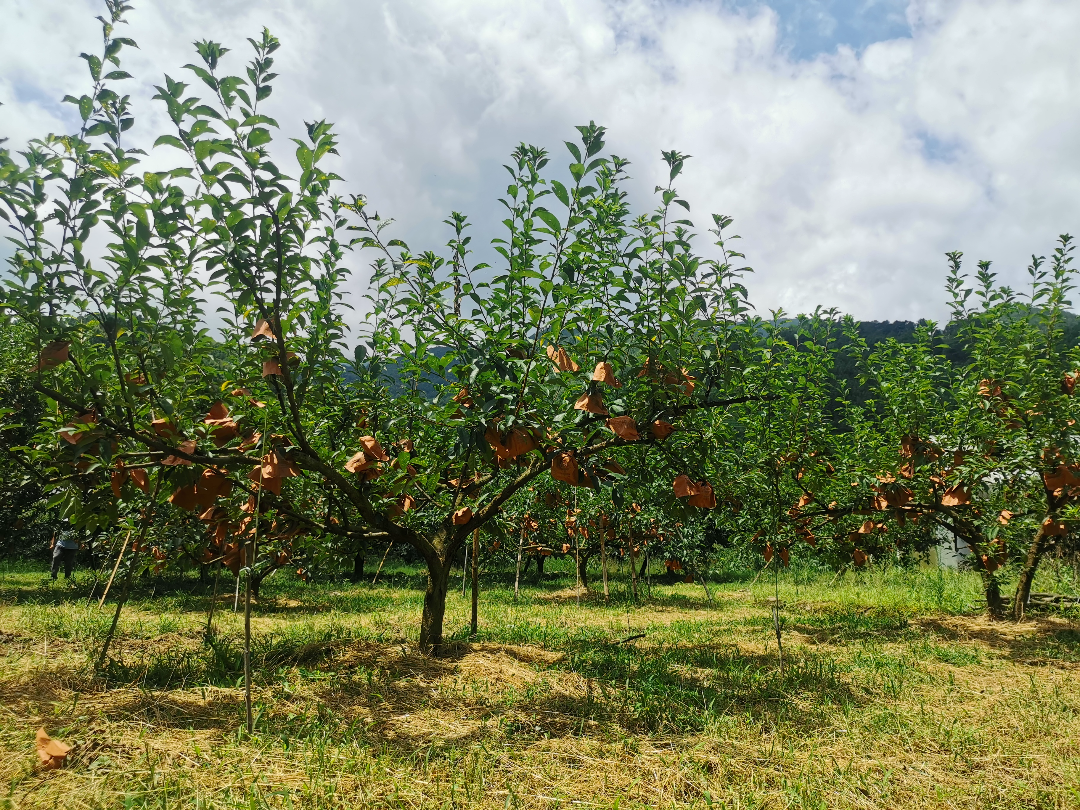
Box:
[1,1,1077,682]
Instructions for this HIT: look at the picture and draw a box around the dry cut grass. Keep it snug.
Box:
[0,562,1078,809]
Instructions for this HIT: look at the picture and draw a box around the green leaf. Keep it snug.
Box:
[184,63,218,89]
[64,95,95,122]
[534,208,561,233]
[135,218,151,248]
[293,140,313,171]
[190,105,222,120]
[241,114,279,128]
[564,142,582,162]
[247,127,272,148]
[551,180,570,208]
[189,120,216,137]
[128,203,149,228]
[80,53,102,81]
[84,122,112,138]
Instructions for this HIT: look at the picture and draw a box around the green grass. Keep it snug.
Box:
[0,557,1078,809]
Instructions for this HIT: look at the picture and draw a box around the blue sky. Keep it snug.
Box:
[736,0,911,59]
[2,0,1079,321]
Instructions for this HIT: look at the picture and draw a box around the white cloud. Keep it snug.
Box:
[2,0,1078,321]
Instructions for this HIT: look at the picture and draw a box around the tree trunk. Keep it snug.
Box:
[695,565,713,604]
[419,554,452,654]
[535,554,546,581]
[1013,525,1050,620]
[250,566,267,599]
[576,553,589,589]
[948,519,1006,619]
[350,551,365,583]
[600,533,609,601]
[982,568,1006,618]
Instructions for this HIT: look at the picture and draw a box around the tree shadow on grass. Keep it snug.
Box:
[306,639,850,750]
[6,635,869,757]
[549,636,865,736]
[778,602,1080,664]
[916,615,1080,665]
[781,604,918,645]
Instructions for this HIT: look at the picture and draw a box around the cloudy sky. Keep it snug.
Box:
[2,0,1078,321]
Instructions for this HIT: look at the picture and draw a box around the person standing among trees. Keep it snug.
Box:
[50,527,80,581]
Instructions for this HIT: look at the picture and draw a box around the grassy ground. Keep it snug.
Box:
[0,555,1078,809]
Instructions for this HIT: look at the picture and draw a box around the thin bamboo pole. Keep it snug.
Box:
[575,532,582,607]
[600,530,609,601]
[97,531,131,608]
[244,414,269,737]
[772,562,784,675]
[513,519,526,601]
[205,563,221,640]
[461,541,469,597]
[97,482,160,672]
[84,532,115,606]
[244,532,254,734]
[371,542,393,585]
[644,545,651,599]
[470,528,480,639]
